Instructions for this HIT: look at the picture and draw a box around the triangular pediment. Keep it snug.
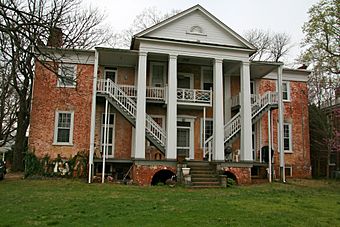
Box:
[135,5,255,50]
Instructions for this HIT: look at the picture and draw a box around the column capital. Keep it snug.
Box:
[241,60,250,66]
[139,51,148,57]
[169,54,178,59]
[214,58,223,64]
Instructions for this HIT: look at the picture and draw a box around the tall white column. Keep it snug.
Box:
[134,51,147,159]
[277,64,285,182]
[166,54,177,160]
[224,74,231,123]
[88,49,98,183]
[240,61,253,161]
[213,59,224,161]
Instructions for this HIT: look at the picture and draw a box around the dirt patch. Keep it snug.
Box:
[3,172,24,180]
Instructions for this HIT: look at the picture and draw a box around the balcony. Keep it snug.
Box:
[97,80,212,106]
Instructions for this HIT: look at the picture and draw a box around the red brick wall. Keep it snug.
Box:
[29,62,93,159]
[258,79,311,178]
[132,164,177,185]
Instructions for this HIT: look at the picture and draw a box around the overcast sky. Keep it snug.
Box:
[85,0,319,65]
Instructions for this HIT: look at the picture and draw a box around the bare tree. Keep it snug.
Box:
[244,29,291,62]
[0,0,113,170]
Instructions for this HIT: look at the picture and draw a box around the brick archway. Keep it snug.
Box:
[132,164,177,186]
[223,167,251,185]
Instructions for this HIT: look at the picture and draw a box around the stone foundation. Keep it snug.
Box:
[132,161,177,186]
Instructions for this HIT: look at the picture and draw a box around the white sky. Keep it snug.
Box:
[85,0,319,65]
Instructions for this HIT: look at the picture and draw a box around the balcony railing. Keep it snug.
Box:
[177,88,212,105]
[231,93,261,107]
[97,80,212,106]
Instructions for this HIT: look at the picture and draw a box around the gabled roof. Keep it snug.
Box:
[133,4,256,50]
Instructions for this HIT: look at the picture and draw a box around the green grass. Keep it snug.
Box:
[1,178,340,226]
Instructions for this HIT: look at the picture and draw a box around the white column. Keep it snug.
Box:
[213,58,224,161]
[240,61,253,161]
[88,49,98,183]
[277,64,285,182]
[134,51,147,159]
[268,109,272,183]
[224,74,231,123]
[166,54,177,160]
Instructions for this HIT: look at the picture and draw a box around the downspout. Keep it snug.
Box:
[88,49,99,184]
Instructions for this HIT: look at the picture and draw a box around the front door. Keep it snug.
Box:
[101,113,115,158]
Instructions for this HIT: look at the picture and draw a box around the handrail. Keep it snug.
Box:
[204,91,278,160]
[97,79,166,147]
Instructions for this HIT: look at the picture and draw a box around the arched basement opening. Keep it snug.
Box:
[151,170,176,186]
[223,171,238,185]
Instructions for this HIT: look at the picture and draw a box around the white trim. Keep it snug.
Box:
[100,113,115,158]
[135,5,255,50]
[53,111,74,146]
[275,80,290,102]
[264,70,309,82]
[57,64,77,88]
[177,72,194,89]
[150,62,167,87]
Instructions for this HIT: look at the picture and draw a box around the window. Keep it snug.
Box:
[54,111,74,145]
[282,81,290,101]
[150,62,166,87]
[285,166,293,177]
[283,123,292,152]
[201,67,213,90]
[57,64,77,87]
[104,68,117,82]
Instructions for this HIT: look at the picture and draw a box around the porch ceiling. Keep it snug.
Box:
[96,47,138,67]
[250,61,282,79]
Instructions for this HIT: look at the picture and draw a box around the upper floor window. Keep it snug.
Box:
[150,62,166,87]
[54,111,74,145]
[104,68,117,83]
[201,67,213,90]
[57,64,77,87]
[283,123,292,152]
[282,81,290,101]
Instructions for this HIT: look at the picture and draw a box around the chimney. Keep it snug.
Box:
[298,64,308,70]
[47,27,63,47]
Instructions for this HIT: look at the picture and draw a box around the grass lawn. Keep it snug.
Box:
[1,178,340,226]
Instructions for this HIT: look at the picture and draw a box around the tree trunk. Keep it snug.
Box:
[12,97,29,171]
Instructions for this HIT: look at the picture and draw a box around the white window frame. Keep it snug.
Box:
[200,66,213,90]
[100,113,115,158]
[53,111,74,145]
[57,63,77,88]
[283,123,293,153]
[276,80,290,102]
[200,118,213,148]
[150,62,166,87]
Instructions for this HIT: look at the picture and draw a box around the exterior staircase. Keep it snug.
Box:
[187,161,221,188]
[97,79,166,155]
[204,91,278,158]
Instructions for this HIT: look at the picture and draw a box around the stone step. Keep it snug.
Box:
[191,177,219,182]
[192,181,220,186]
[191,185,222,189]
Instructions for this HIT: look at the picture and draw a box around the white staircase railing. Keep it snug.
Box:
[204,91,278,160]
[97,79,166,149]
